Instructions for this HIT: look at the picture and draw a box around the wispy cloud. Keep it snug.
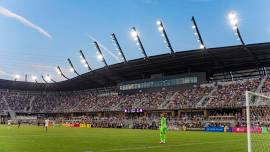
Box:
[87,34,121,62]
[29,64,72,75]
[0,6,52,39]
[29,64,56,71]
[0,68,12,77]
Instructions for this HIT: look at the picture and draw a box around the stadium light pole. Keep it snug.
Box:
[67,58,80,76]
[47,74,56,83]
[228,11,262,72]
[156,20,174,54]
[111,33,128,63]
[130,27,148,59]
[94,41,108,67]
[228,12,245,45]
[41,75,48,83]
[191,16,206,50]
[56,66,69,80]
[79,50,92,71]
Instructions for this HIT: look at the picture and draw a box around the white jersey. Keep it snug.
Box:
[45,119,49,127]
[8,120,11,125]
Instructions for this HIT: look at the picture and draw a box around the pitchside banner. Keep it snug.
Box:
[231,127,262,133]
[62,123,91,128]
[205,127,224,132]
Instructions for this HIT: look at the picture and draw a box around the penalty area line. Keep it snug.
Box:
[87,139,242,152]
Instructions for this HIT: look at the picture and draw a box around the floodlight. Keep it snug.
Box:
[156,20,161,25]
[67,58,80,76]
[199,44,205,49]
[111,33,128,63]
[70,67,74,72]
[14,74,20,79]
[79,50,92,71]
[158,26,164,31]
[81,59,86,64]
[97,53,104,61]
[56,66,69,80]
[228,11,245,45]
[94,41,108,67]
[130,27,148,58]
[191,16,206,50]
[130,29,138,38]
[31,76,37,81]
[45,75,51,82]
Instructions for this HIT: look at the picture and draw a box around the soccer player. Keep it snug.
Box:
[45,119,49,132]
[160,113,168,144]
[7,119,12,127]
[18,119,21,128]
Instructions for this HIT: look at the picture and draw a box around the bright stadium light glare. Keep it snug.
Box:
[199,44,204,49]
[158,26,164,32]
[228,12,237,20]
[130,29,138,38]
[97,53,103,61]
[56,68,61,75]
[81,59,86,64]
[14,74,20,79]
[84,64,88,67]
[70,68,74,72]
[133,37,138,41]
[156,20,161,25]
[192,25,196,29]
[228,11,238,26]
[45,75,51,82]
[31,76,37,81]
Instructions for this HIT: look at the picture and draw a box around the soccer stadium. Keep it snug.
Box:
[1,0,270,152]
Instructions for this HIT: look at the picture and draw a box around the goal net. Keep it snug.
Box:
[245,91,270,152]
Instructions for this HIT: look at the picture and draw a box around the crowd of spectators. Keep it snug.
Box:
[1,77,270,114]
[167,86,212,109]
[207,78,260,108]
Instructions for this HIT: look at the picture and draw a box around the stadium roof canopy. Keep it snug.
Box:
[1,42,270,91]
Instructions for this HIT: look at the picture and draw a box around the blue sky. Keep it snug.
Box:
[0,0,270,82]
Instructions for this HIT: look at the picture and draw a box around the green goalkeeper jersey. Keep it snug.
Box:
[161,117,167,128]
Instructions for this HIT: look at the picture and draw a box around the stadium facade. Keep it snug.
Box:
[1,42,270,130]
[1,42,270,91]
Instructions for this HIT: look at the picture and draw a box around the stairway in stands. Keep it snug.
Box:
[158,92,177,109]
[26,96,36,113]
[161,91,179,109]
[256,75,268,93]
[2,95,16,119]
[197,86,218,108]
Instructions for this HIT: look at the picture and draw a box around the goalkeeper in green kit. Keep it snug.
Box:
[160,113,168,144]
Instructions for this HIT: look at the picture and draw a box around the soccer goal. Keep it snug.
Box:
[245,91,270,152]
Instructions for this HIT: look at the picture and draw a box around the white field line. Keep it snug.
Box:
[91,140,243,152]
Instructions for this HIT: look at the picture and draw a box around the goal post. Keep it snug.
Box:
[245,91,270,152]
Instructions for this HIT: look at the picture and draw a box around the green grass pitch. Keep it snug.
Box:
[0,125,247,152]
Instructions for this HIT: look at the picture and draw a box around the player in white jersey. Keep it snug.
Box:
[45,119,49,132]
[7,119,12,126]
